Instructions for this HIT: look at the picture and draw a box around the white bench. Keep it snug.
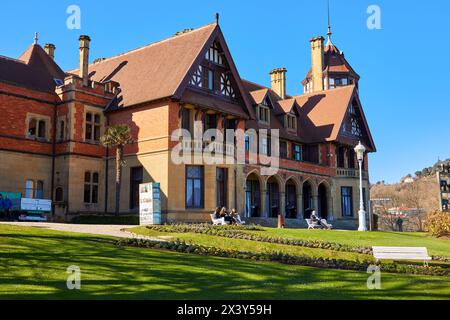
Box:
[210,214,226,226]
[305,219,321,229]
[372,246,432,266]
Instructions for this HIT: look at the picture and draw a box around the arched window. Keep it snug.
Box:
[25,180,34,198]
[36,181,44,198]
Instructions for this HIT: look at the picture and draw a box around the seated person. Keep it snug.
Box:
[213,207,221,219]
[310,210,323,227]
[229,209,241,224]
[220,207,234,225]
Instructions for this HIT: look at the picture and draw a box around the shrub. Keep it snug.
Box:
[425,211,450,238]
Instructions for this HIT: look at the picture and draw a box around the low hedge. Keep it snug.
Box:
[146,224,373,255]
[116,238,450,277]
[71,215,139,225]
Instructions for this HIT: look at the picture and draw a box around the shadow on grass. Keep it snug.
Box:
[1,227,449,300]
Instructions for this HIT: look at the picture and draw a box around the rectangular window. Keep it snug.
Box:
[84,171,99,204]
[261,137,268,155]
[25,180,34,198]
[286,115,296,130]
[337,146,345,168]
[258,106,270,123]
[216,168,228,208]
[341,187,353,217]
[59,120,65,141]
[245,134,250,151]
[130,166,143,210]
[204,114,217,130]
[85,112,101,142]
[181,108,191,132]
[292,144,302,161]
[303,144,319,164]
[37,120,46,139]
[280,141,288,159]
[186,166,204,209]
[208,70,214,91]
[348,148,356,169]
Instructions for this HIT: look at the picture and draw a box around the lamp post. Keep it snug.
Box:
[354,141,367,231]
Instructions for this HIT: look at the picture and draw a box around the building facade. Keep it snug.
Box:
[0,21,376,228]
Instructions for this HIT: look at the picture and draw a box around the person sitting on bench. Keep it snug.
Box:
[310,210,323,227]
[220,207,234,225]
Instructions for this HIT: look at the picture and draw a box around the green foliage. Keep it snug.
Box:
[100,124,133,148]
[426,211,450,238]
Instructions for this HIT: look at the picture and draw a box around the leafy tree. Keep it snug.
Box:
[101,125,133,216]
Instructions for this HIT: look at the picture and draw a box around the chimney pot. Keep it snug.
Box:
[79,35,91,86]
[44,43,56,60]
[270,68,287,99]
[310,36,325,92]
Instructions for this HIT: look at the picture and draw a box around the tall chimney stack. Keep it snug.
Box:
[79,35,91,87]
[310,36,324,92]
[44,43,56,60]
[270,68,287,99]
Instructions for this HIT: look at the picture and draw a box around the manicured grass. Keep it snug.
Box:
[1,225,449,300]
[130,226,372,262]
[242,228,450,257]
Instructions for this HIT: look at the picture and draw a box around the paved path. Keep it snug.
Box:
[0,222,161,240]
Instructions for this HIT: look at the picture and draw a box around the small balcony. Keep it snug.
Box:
[181,139,236,157]
[336,168,369,179]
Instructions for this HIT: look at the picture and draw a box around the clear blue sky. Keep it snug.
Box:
[1,0,449,183]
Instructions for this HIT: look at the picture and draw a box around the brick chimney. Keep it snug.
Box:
[79,35,91,87]
[270,68,287,99]
[310,36,324,92]
[44,43,56,60]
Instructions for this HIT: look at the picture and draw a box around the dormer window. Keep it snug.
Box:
[285,114,297,131]
[329,77,348,89]
[256,95,272,124]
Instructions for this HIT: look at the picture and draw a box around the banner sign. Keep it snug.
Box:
[20,198,52,213]
[139,182,162,225]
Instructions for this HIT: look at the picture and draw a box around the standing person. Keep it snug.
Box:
[3,195,12,221]
[396,216,404,232]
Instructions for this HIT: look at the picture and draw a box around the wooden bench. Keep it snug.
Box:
[372,246,432,266]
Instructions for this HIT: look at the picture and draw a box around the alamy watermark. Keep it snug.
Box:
[66,5,81,30]
[366,265,381,290]
[367,5,382,30]
[66,265,81,290]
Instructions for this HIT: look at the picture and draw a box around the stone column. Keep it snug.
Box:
[297,193,303,219]
[280,191,286,217]
[261,188,268,218]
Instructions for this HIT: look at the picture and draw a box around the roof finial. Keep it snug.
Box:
[34,32,38,45]
[326,0,333,45]
[215,12,220,25]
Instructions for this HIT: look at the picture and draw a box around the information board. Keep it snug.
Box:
[139,182,162,225]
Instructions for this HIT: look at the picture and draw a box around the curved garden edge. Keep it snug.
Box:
[116,238,450,277]
[140,224,450,261]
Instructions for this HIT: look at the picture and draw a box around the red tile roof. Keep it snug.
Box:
[0,44,65,93]
[69,24,217,107]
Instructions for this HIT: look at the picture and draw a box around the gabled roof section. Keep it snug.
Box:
[248,88,269,105]
[71,23,217,107]
[302,42,360,84]
[277,98,299,115]
[294,85,375,151]
[176,24,254,118]
[0,44,65,93]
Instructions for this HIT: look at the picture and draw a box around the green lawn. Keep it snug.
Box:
[1,225,449,300]
[241,228,450,257]
[130,227,372,262]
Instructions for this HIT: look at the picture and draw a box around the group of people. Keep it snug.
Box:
[0,194,13,221]
[213,207,242,225]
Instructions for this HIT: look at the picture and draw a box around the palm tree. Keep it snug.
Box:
[101,125,133,216]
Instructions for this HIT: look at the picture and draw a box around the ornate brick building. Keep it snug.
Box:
[0,21,375,228]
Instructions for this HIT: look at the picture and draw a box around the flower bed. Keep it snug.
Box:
[116,238,450,277]
[146,224,373,255]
